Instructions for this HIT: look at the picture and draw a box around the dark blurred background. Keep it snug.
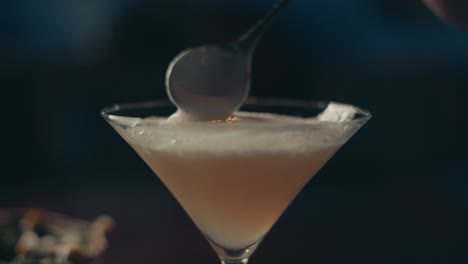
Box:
[1,0,467,263]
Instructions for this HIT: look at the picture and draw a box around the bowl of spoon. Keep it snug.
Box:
[166,0,293,121]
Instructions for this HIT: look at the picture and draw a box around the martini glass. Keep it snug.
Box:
[101,98,371,264]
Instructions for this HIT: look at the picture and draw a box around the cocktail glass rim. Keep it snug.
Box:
[101,97,372,123]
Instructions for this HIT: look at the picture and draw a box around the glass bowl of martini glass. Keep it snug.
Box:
[101,97,371,264]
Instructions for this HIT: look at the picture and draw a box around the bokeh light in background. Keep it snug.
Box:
[1,0,467,263]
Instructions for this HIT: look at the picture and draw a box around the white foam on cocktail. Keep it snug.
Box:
[317,102,358,122]
[109,108,351,156]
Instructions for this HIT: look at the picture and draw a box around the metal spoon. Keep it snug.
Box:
[166,0,294,121]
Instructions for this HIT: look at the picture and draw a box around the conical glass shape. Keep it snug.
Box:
[101,98,371,263]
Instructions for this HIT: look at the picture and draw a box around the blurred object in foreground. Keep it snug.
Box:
[0,208,114,264]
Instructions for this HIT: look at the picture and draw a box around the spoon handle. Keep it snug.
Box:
[237,0,294,52]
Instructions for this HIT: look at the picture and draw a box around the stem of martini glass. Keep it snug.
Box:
[222,260,249,264]
[211,240,258,264]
